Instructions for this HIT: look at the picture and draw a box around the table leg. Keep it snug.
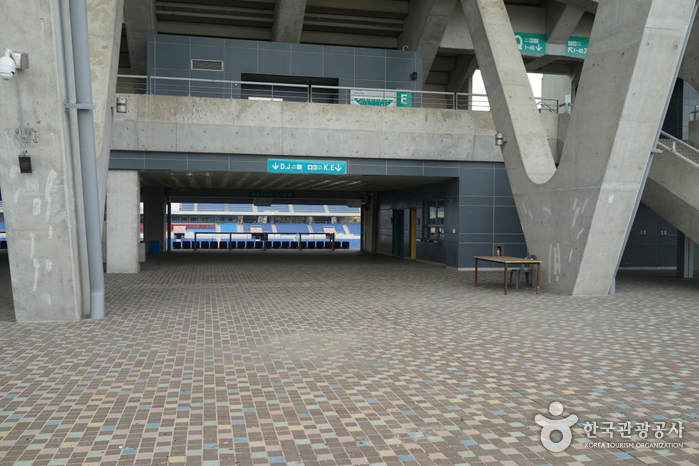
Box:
[504,264,508,295]
[475,258,479,287]
[536,263,541,294]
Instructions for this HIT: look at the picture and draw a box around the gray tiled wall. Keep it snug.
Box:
[148,35,423,91]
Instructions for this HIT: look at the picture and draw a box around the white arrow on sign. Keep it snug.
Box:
[272,163,280,169]
[336,166,343,171]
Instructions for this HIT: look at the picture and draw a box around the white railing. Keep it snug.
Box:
[117,75,560,113]
[659,130,699,154]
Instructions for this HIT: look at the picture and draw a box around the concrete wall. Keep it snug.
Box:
[112,94,560,162]
[149,35,423,91]
[106,171,140,273]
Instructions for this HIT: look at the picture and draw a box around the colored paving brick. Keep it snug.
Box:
[0,250,697,465]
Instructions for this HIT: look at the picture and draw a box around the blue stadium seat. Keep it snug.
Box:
[182,241,191,249]
[290,241,298,249]
[209,241,219,249]
[0,240,7,249]
[254,241,264,249]
[200,241,210,249]
[341,241,350,249]
[245,241,254,249]
[281,241,290,249]
[272,241,281,249]
[173,242,182,249]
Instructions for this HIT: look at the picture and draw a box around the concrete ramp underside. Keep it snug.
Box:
[642,144,699,244]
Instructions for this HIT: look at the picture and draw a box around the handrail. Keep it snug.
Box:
[116,74,559,113]
[659,130,699,155]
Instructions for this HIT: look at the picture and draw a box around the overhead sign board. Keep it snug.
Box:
[267,159,347,175]
[514,32,546,55]
[249,190,295,198]
[566,36,589,58]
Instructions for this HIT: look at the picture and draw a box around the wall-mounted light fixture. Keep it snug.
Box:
[116,97,127,113]
[411,71,418,81]
[18,150,32,174]
[0,48,29,80]
[495,132,507,146]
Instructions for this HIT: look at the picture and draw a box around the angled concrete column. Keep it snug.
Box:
[546,2,585,55]
[124,0,156,75]
[0,1,84,320]
[272,0,307,43]
[107,171,140,273]
[88,0,124,222]
[143,188,165,253]
[446,54,478,93]
[399,0,459,82]
[462,0,695,294]
[679,15,699,91]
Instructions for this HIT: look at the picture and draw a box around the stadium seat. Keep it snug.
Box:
[254,241,263,249]
[182,241,191,249]
[210,241,219,249]
[245,241,254,249]
[290,241,298,249]
[200,241,210,249]
[341,241,350,249]
[281,241,290,249]
[219,241,228,249]
[0,240,7,249]
[173,242,182,249]
[272,241,281,249]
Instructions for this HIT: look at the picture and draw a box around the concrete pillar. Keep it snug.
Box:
[143,187,165,253]
[0,1,84,320]
[399,0,459,83]
[362,193,378,253]
[107,171,140,273]
[124,0,156,75]
[272,0,307,43]
[462,0,695,295]
[677,232,694,278]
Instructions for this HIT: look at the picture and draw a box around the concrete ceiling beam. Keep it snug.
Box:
[546,1,585,46]
[272,0,307,43]
[398,0,459,83]
[124,0,156,75]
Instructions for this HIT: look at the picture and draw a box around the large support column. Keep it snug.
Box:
[143,187,165,253]
[462,0,695,294]
[124,0,156,75]
[399,0,459,83]
[0,1,84,320]
[106,171,140,273]
[89,0,125,223]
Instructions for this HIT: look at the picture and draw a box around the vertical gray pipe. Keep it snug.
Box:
[69,0,105,318]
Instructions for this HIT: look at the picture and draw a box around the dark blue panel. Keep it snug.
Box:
[323,45,354,55]
[505,243,528,258]
[355,48,385,57]
[386,49,415,59]
[155,43,190,70]
[111,150,144,159]
[354,79,383,89]
[459,196,493,206]
[110,159,144,169]
[229,161,267,172]
[224,47,258,75]
[621,244,657,267]
[459,167,494,195]
[459,206,493,234]
[145,160,187,170]
[188,153,227,161]
[323,54,354,79]
[355,55,385,81]
[291,43,322,53]
[347,165,386,175]
[191,45,224,61]
[225,38,257,49]
[156,34,189,45]
[191,36,225,47]
[459,243,493,260]
[494,196,516,207]
[291,53,323,78]
[424,167,458,177]
[258,50,291,75]
[386,80,418,90]
[386,166,423,176]
[494,234,525,243]
[494,168,513,196]
[657,244,677,266]
[386,58,414,82]
[259,42,291,51]
[494,206,522,234]
[187,160,229,171]
[459,233,494,243]
[145,152,187,160]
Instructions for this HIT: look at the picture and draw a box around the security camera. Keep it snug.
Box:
[0,48,28,80]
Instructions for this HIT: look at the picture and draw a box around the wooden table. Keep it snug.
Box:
[474,256,542,294]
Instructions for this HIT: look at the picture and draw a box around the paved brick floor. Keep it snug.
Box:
[0,250,697,465]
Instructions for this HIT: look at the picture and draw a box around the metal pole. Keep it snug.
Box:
[69,0,105,318]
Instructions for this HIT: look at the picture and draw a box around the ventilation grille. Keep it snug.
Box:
[191,59,223,71]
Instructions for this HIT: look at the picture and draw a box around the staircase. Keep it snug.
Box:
[641,133,699,244]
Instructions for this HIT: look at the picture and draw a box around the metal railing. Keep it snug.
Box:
[116,75,559,113]
[658,130,699,165]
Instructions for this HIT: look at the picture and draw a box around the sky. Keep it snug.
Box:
[470,70,543,111]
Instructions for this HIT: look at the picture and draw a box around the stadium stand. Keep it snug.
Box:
[346,223,361,236]
[310,223,345,234]
[180,203,194,211]
[242,223,274,233]
[275,223,311,234]
[293,205,326,213]
[227,204,254,212]
[0,221,5,232]
[187,228,217,233]
[197,203,223,211]
[257,204,291,212]
[220,223,238,233]
[328,205,360,214]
